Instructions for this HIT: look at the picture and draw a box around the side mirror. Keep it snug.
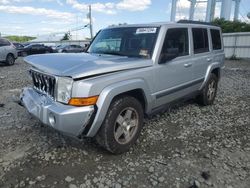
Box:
[159,48,179,64]
[83,44,90,52]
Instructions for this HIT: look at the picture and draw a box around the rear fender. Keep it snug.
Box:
[199,62,222,90]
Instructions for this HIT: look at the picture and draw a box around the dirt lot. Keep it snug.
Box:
[0,58,250,188]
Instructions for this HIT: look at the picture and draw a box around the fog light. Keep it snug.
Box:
[48,113,56,126]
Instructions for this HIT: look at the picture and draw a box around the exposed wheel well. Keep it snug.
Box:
[211,68,220,79]
[113,89,147,113]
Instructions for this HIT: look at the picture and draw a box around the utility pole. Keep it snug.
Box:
[88,5,93,39]
[221,0,232,20]
[206,0,216,22]
[189,0,196,20]
[170,0,177,21]
[234,0,240,21]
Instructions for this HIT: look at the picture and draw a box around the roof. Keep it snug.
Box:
[106,21,221,30]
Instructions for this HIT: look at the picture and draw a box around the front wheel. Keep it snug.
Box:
[95,96,144,154]
[197,73,218,106]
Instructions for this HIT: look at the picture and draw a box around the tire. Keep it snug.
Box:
[95,96,144,154]
[5,54,15,66]
[197,73,218,106]
[45,51,49,54]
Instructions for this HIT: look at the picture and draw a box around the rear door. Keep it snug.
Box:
[191,27,211,82]
[0,39,6,61]
[70,45,77,52]
[75,45,82,52]
[38,45,46,54]
[154,27,196,107]
[210,28,224,65]
[30,45,38,54]
[0,39,12,61]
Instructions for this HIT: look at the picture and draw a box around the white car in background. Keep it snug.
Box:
[0,38,18,66]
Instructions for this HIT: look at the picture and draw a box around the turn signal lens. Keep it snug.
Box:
[68,96,98,106]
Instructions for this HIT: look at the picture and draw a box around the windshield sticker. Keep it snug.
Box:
[139,49,149,57]
[136,28,157,34]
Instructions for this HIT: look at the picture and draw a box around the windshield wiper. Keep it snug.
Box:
[98,51,127,57]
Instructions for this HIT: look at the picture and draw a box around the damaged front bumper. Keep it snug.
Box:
[20,87,94,137]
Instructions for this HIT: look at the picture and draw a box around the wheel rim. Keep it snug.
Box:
[207,80,216,101]
[114,107,139,145]
[8,56,14,65]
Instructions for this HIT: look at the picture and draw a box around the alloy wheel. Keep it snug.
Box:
[114,107,139,145]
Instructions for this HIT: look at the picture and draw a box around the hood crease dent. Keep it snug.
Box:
[24,53,153,79]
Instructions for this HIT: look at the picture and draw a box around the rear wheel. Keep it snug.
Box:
[95,96,144,154]
[197,73,218,106]
[5,54,15,66]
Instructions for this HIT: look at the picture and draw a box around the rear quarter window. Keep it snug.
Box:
[210,29,222,50]
[192,28,209,54]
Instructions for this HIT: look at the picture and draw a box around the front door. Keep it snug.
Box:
[153,27,198,108]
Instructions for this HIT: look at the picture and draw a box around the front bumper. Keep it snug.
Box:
[20,87,94,137]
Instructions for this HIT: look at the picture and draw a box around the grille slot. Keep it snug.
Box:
[29,70,56,98]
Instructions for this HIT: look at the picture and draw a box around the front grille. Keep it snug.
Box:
[29,69,56,98]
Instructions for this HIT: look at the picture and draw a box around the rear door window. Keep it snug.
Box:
[0,39,4,47]
[0,38,10,47]
[192,28,209,54]
[210,29,222,50]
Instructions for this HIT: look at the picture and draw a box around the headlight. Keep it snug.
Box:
[56,77,73,104]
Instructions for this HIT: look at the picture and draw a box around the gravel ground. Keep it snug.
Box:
[0,58,250,188]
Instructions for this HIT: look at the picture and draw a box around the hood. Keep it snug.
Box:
[24,53,153,79]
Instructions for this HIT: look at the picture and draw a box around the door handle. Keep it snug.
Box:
[184,63,192,68]
[207,58,212,62]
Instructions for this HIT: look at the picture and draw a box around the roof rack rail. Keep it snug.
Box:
[177,20,215,26]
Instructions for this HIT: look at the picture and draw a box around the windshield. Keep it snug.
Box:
[88,27,160,59]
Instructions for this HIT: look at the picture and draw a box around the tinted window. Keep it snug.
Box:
[71,45,81,48]
[13,43,23,48]
[192,28,209,54]
[30,44,40,47]
[210,29,222,50]
[0,39,4,46]
[160,28,189,62]
[0,38,10,46]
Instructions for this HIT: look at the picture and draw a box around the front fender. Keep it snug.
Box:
[86,79,152,137]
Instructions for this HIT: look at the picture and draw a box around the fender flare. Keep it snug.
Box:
[86,79,153,137]
[199,62,221,90]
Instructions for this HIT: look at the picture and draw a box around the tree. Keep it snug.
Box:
[61,32,71,41]
[212,18,250,33]
[5,36,36,42]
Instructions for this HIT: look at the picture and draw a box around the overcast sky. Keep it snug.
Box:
[0,0,249,38]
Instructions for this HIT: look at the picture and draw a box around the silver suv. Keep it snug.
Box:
[20,21,225,154]
[0,38,18,65]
